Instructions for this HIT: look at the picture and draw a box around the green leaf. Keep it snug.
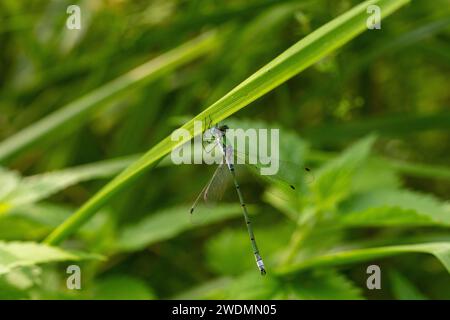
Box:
[116,205,242,251]
[0,203,109,241]
[0,155,139,213]
[223,272,282,299]
[0,31,218,163]
[205,224,294,276]
[312,135,376,210]
[45,0,410,245]
[2,203,73,229]
[173,277,232,300]
[0,212,58,241]
[0,241,102,275]
[278,242,450,275]
[0,279,29,299]
[350,159,401,192]
[91,275,155,300]
[285,270,363,300]
[221,270,363,299]
[0,168,20,213]
[389,270,428,300]
[338,189,450,227]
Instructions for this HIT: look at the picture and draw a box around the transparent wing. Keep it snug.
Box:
[233,149,313,191]
[205,162,231,204]
[190,161,231,214]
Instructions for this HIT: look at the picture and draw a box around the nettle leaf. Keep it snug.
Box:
[0,168,20,197]
[0,157,135,214]
[389,270,428,300]
[284,270,363,300]
[312,135,376,210]
[205,224,295,276]
[0,278,30,299]
[0,215,52,241]
[351,159,401,192]
[278,242,450,275]
[221,269,362,299]
[116,205,242,251]
[0,203,109,241]
[173,277,232,300]
[338,189,450,227]
[2,204,73,232]
[0,168,20,213]
[0,267,44,299]
[0,241,101,275]
[223,272,282,299]
[90,275,156,300]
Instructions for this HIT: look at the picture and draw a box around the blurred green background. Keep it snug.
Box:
[0,0,449,300]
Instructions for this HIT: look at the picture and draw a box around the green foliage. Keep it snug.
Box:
[284,270,363,300]
[0,0,448,300]
[338,189,450,227]
[312,135,376,211]
[44,0,410,246]
[187,270,363,300]
[0,32,218,163]
[90,275,156,300]
[205,224,294,276]
[116,205,243,251]
[279,242,450,274]
[0,241,101,275]
[389,270,428,300]
[0,156,137,213]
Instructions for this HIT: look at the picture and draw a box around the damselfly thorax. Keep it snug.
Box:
[209,125,234,170]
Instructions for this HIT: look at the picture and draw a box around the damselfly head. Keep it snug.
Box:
[218,124,229,132]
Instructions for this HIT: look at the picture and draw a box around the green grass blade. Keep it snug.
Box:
[277,242,450,275]
[0,31,218,164]
[44,0,410,245]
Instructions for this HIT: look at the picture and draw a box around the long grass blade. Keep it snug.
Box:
[44,0,410,245]
[0,31,218,163]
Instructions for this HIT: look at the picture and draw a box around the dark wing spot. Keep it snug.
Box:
[305,167,310,172]
[190,208,194,214]
[290,185,296,190]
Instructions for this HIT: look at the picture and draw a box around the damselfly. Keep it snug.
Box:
[190,119,311,275]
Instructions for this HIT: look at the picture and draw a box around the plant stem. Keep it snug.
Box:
[280,207,317,266]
